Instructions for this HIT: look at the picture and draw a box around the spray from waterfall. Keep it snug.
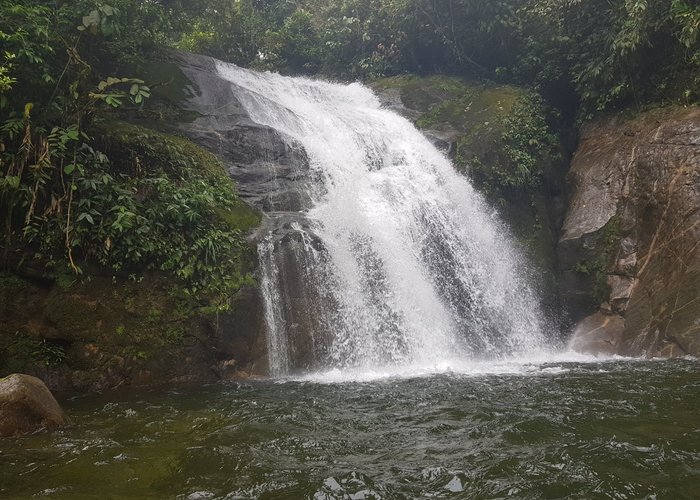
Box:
[214,62,552,376]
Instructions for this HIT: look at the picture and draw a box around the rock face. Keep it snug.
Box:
[562,107,700,357]
[0,374,70,437]
[152,52,313,214]
[163,52,322,370]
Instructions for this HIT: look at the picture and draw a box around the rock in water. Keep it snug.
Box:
[568,311,625,356]
[0,374,71,437]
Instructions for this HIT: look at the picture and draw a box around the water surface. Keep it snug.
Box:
[2,358,699,499]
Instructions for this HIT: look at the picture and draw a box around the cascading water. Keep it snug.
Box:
[214,62,552,376]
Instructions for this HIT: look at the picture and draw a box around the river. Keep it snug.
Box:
[3,357,698,499]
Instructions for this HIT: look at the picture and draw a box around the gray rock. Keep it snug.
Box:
[168,52,324,370]
[0,374,71,437]
[170,51,313,215]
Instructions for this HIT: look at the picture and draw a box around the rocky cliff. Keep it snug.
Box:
[562,107,700,357]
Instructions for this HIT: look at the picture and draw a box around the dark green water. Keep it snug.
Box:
[2,358,699,499]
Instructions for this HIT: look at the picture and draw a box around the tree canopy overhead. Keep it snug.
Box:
[160,0,700,115]
[2,0,699,119]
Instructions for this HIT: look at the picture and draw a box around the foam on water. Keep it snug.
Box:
[285,351,637,384]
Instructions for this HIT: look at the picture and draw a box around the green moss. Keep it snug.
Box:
[94,121,229,181]
[418,86,521,132]
[44,289,101,342]
[48,275,207,360]
[373,74,481,114]
[214,203,261,233]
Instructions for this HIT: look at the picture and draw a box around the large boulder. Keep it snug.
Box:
[561,106,700,357]
[0,374,71,437]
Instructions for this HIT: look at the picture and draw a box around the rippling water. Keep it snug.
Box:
[2,358,699,499]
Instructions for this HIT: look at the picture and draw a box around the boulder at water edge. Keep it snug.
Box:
[0,374,71,437]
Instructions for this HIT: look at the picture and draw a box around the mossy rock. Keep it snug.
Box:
[94,121,225,181]
[92,121,261,234]
[373,75,519,132]
[373,75,562,192]
[0,119,263,388]
[0,272,221,390]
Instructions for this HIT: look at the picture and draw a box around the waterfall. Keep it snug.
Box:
[214,62,551,375]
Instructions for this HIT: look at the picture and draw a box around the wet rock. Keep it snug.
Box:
[256,214,335,371]
[608,275,636,313]
[568,311,625,356]
[215,285,268,375]
[168,52,313,215]
[0,374,71,437]
[560,107,700,356]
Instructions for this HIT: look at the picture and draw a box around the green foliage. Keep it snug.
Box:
[90,77,151,107]
[78,4,120,36]
[0,1,55,110]
[456,91,559,195]
[172,0,271,66]
[1,119,256,307]
[0,1,259,311]
[509,0,700,116]
[4,0,689,119]
[262,10,323,73]
[500,94,560,190]
[162,0,700,115]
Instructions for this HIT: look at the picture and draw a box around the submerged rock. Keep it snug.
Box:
[0,374,71,437]
[560,107,700,357]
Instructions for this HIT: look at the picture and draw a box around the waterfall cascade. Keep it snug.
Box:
[214,62,551,376]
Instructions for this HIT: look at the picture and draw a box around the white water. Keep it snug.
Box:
[215,62,553,376]
[290,352,633,384]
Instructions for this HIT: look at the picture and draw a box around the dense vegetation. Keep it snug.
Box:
[1,0,699,290]
[143,0,700,118]
[0,0,697,382]
[0,0,261,308]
